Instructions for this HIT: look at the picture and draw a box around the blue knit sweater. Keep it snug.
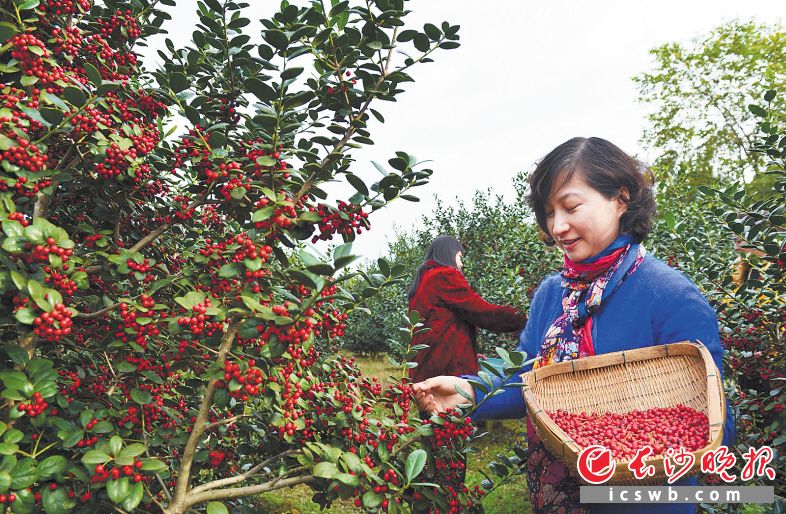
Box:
[469,254,735,514]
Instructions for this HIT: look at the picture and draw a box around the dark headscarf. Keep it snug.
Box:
[407,235,464,302]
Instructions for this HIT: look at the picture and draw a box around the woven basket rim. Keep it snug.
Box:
[520,340,726,484]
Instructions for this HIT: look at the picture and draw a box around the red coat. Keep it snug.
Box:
[407,262,526,383]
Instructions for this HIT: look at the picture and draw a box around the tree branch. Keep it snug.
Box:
[203,414,251,432]
[294,27,399,202]
[184,475,314,509]
[168,317,242,510]
[190,449,300,495]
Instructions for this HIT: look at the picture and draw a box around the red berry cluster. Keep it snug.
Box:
[220,177,251,202]
[215,359,264,400]
[208,450,226,467]
[33,303,74,341]
[253,197,298,232]
[17,392,48,417]
[27,237,72,263]
[204,160,241,182]
[127,257,152,273]
[177,299,212,334]
[92,461,144,484]
[113,302,164,350]
[97,9,142,41]
[7,211,30,226]
[38,0,91,18]
[0,135,48,174]
[239,141,289,179]
[44,268,78,296]
[309,201,370,243]
[11,34,66,83]
[549,405,709,460]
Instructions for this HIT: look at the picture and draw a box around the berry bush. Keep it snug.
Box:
[0,0,514,512]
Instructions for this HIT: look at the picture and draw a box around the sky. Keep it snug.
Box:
[140,1,786,262]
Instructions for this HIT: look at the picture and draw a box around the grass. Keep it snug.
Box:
[254,353,531,513]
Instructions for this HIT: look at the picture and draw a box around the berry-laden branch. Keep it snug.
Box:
[167,317,242,513]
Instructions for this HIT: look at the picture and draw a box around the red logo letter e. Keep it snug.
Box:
[577,445,616,484]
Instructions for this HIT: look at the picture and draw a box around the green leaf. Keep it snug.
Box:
[116,361,136,373]
[0,470,9,493]
[3,429,22,444]
[81,450,111,465]
[0,442,18,455]
[38,455,67,479]
[245,77,277,102]
[0,22,18,44]
[120,481,143,511]
[40,107,64,125]
[119,443,146,460]
[23,223,44,243]
[218,262,242,278]
[281,67,304,80]
[10,270,26,289]
[256,155,277,166]
[2,220,23,237]
[345,173,368,196]
[17,0,41,10]
[748,104,767,117]
[0,134,17,151]
[42,486,76,514]
[253,206,275,222]
[107,476,130,505]
[63,86,87,108]
[405,448,427,483]
[10,458,37,489]
[263,29,289,50]
[10,487,34,514]
[130,388,152,404]
[174,291,206,310]
[139,458,167,473]
[1,344,29,366]
[92,420,114,434]
[83,62,102,87]
[362,490,383,508]
[207,502,229,514]
[170,72,189,93]
[62,430,83,448]
[14,308,35,325]
[312,461,339,479]
[230,186,246,200]
[110,435,123,456]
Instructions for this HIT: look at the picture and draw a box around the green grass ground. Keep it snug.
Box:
[254,354,531,513]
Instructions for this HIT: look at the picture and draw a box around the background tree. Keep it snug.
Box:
[342,175,561,358]
[635,20,786,197]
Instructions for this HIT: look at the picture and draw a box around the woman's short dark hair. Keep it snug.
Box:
[407,235,464,302]
[527,137,656,246]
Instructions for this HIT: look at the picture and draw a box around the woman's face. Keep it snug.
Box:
[455,251,463,270]
[545,172,628,262]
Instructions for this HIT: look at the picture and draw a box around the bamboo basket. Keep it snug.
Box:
[520,341,725,485]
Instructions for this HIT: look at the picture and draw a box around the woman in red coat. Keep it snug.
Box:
[407,235,527,383]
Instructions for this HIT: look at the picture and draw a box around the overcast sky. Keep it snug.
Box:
[142,1,785,262]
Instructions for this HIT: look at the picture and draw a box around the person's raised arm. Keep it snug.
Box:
[433,268,525,332]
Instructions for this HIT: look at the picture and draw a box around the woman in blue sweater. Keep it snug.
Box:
[413,137,735,514]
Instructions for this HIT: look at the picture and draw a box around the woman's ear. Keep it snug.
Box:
[616,187,630,215]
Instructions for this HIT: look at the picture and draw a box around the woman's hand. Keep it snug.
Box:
[412,376,475,414]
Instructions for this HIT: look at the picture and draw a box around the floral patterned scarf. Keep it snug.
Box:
[525,235,647,513]
[534,234,646,369]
